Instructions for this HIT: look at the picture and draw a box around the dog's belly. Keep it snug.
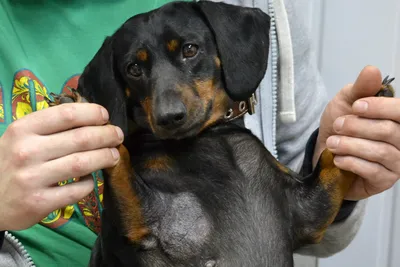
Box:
[138,190,294,267]
[153,193,212,260]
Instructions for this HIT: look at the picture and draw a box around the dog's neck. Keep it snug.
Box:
[126,117,245,144]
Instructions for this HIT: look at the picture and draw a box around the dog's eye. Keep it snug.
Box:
[182,44,198,58]
[127,63,143,78]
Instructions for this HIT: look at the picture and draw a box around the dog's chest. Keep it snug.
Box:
[129,138,238,262]
[124,132,294,266]
[142,192,213,262]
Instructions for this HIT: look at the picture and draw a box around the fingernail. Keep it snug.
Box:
[115,127,124,141]
[353,100,368,113]
[110,148,120,160]
[327,136,340,149]
[101,108,109,121]
[334,156,343,164]
[333,117,345,132]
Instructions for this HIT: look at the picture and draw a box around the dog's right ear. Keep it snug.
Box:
[77,36,128,135]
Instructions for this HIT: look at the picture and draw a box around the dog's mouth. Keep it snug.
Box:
[130,105,207,140]
[131,86,231,140]
[152,121,205,140]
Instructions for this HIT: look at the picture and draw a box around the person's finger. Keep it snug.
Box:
[351,97,400,122]
[332,115,400,150]
[337,66,382,104]
[43,175,95,212]
[39,147,120,186]
[333,155,398,200]
[14,103,109,135]
[38,125,123,161]
[327,135,400,174]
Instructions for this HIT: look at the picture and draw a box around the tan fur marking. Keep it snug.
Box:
[178,84,198,123]
[195,79,215,109]
[105,145,149,242]
[177,79,229,132]
[276,161,291,174]
[125,87,131,98]
[136,49,148,61]
[215,57,221,68]
[143,155,173,171]
[201,87,229,130]
[167,39,179,52]
[312,149,357,243]
[140,97,155,132]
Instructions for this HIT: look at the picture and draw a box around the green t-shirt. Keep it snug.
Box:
[0,0,175,266]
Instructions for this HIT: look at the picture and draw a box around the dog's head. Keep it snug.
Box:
[78,1,270,139]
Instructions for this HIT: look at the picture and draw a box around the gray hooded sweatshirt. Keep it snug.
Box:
[0,0,366,266]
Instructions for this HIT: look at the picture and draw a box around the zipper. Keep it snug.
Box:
[268,0,279,160]
[4,231,36,267]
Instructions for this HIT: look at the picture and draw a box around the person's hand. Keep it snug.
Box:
[0,103,123,230]
[314,66,399,200]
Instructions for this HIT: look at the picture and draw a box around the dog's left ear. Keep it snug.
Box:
[195,1,270,101]
[77,36,128,135]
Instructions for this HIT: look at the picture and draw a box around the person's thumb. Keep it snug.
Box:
[338,65,382,105]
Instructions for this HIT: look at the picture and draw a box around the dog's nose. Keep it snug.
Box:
[155,102,187,129]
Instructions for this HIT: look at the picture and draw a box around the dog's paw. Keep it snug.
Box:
[46,88,89,107]
[375,76,395,97]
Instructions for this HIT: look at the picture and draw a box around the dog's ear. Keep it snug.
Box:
[195,1,270,101]
[77,36,128,135]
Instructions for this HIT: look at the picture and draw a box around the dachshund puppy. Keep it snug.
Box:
[49,1,394,266]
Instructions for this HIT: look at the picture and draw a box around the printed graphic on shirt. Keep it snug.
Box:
[0,83,4,123]
[40,178,77,228]
[41,171,104,233]
[77,170,104,234]
[11,70,49,120]
[61,74,81,94]
[9,70,104,233]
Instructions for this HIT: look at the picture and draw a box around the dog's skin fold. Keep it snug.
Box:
[47,1,394,266]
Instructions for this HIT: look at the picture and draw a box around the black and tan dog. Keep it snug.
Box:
[49,1,395,266]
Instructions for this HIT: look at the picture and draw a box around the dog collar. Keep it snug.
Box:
[224,93,257,122]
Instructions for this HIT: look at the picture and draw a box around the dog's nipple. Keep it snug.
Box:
[205,260,216,267]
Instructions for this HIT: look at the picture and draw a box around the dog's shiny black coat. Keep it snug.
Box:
[76,1,350,266]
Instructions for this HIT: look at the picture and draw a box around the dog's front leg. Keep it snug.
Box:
[48,89,148,266]
[291,77,395,246]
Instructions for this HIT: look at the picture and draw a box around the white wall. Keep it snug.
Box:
[304,0,400,266]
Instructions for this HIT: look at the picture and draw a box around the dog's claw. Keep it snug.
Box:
[376,75,395,97]
[382,75,395,86]
[382,75,389,85]
[47,88,88,106]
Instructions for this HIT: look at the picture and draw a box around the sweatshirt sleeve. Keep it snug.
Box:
[0,231,4,249]
[276,0,367,257]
